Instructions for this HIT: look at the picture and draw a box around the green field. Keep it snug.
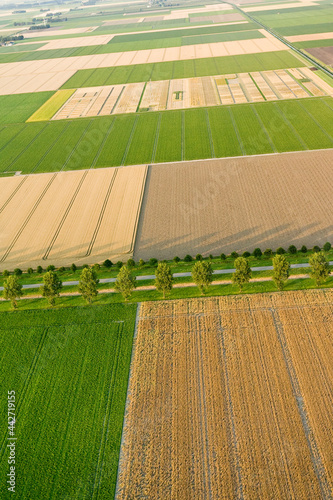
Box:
[61,50,304,89]
[0,24,261,64]
[1,97,333,174]
[0,92,54,125]
[0,303,136,499]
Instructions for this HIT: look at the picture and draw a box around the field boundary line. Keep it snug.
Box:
[91,118,115,168]
[205,108,215,158]
[0,173,58,263]
[111,86,126,113]
[121,116,138,166]
[249,73,266,100]
[181,110,185,161]
[217,317,244,499]
[272,102,308,150]
[228,107,246,155]
[151,113,162,163]
[136,81,147,112]
[115,302,141,500]
[97,87,114,115]
[128,165,149,255]
[91,323,124,499]
[270,307,332,500]
[42,170,89,260]
[4,123,49,172]
[85,168,118,257]
[251,105,277,152]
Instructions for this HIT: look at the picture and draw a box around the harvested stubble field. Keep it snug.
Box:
[116,289,333,499]
[134,150,333,260]
[0,165,147,270]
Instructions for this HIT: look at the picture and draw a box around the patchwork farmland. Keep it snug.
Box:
[116,290,333,499]
[0,0,333,498]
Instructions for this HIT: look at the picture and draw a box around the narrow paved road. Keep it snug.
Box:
[1,262,331,291]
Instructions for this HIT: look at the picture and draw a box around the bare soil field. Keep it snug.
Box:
[134,150,333,260]
[307,47,333,66]
[0,165,147,270]
[116,289,333,499]
[38,35,115,51]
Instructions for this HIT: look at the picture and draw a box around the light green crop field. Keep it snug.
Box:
[0,92,54,125]
[61,51,304,89]
[1,97,332,175]
[0,303,136,500]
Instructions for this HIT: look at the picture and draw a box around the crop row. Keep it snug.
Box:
[61,51,304,89]
[1,98,332,175]
[0,303,136,499]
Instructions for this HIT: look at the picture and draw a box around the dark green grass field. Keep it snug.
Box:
[0,303,136,499]
[0,92,54,125]
[0,97,333,174]
[62,51,303,89]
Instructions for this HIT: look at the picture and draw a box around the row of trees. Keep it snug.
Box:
[111,251,331,300]
[2,252,331,308]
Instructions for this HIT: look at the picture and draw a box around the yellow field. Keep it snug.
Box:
[116,290,333,499]
[0,165,147,270]
[27,89,75,122]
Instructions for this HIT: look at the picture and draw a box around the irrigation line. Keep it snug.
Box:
[42,171,89,260]
[128,165,149,255]
[0,177,28,215]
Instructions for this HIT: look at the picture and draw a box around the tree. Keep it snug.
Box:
[309,252,330,286]
[253,248,262,258]
[323,242,331,252]
[36,265,43,274]
[173,256,180,263]
[139,259,145,267]
[3,275,22,309]
[78,268,99,304]
[276,247,286,255]
[127,258,135,268]
[220,253,226,261]
[242,251,251,258]
[184,254,193,262]
[301,245,307,254]
[313,245,321,253]
[40,271,62,306]
[46,264,55,272]
[192,261,213,295]
[70,263,77,273]
[231,251,239,259]
[272,254,290,290]
[93,263,100,272]
[149,258,158,267]
[2,270,9,278]
[154,262,173,299]
[13,268,22,276]
[232,257,251,292]
[114,266,136,301]
[195,254,203,261]
[288,245,297,254]
[103,259,112,269]
[27,267,34,275]
[263,249,273,258]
